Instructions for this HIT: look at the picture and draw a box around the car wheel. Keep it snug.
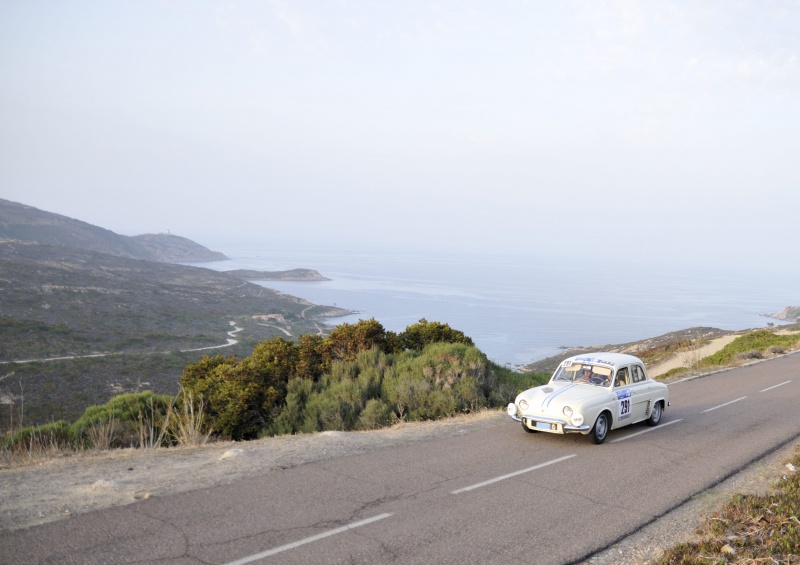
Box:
[646,401,663,426]
[522,421,538,433]
[590,412,609,444]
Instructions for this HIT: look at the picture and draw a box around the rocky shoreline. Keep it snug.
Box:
[222,268,330,281]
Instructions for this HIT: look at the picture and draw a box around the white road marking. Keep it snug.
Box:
[610,419,683,443]
[702,396,747,413]
[759,380,792,393]
[451,454,576,494]
[223,513,393,565]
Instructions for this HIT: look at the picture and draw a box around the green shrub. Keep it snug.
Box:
[302,391,347,432]
[180,341,294,439]
[357,398,394,430]
[662,366,689,379]
[264,377,314,436]
[399,319,474,351]
[71,391,172,448]
[382,343,490,422]
[488,364,550,402]
[3,420,73,452]
[323,318,395,362]
[184,321,544,440]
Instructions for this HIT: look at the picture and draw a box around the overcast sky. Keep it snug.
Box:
[1,1,798,265]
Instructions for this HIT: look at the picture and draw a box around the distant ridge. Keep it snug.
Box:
[0,198,227,263]
[131,233,227,262]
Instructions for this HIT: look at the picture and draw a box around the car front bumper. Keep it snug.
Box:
[509,408,592,434]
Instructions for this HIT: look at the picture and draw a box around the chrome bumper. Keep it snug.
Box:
[515,413,591,433]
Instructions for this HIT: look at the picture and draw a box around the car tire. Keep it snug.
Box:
[646,401,663,426]
[522,421,538,433]
[590,412,609,444]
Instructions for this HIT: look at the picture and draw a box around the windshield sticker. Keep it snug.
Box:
[574,355,615,367]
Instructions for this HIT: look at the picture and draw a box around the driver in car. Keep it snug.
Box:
[577,366,594,383]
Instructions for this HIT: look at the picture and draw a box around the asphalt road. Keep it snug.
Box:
[2,353,799,565]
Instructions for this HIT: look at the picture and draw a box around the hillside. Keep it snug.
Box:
[0,201,349,425]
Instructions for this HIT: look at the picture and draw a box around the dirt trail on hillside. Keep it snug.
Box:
[647,334,740,376]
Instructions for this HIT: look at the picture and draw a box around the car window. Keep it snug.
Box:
[632,365,646,383]
[614,367,629,387]
[551,362,613,386]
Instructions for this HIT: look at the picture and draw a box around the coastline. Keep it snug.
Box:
[203,247,800,368]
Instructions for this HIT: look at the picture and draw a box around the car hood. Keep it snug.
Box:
[516,382,611,416]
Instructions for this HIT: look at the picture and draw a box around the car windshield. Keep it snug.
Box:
[551,363,613,387]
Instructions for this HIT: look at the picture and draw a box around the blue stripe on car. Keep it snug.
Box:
[543,383,576,410]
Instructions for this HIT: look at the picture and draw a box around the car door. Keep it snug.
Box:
[612,366,634,426]
[627,364,651,422]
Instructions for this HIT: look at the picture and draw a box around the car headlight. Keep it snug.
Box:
[562,406,573,418]
[519,399,529,410]
[507,403,518,417]
[571,413,584,426]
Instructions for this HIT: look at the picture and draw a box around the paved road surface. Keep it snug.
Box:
[2,354,799,564]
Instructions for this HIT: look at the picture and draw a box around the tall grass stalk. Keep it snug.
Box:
[168,388,213,446]
[2,423,72,465]
[133,395,170,449]
[86,412,117,451]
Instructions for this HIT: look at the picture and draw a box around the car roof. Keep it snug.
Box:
[564,352,644,370]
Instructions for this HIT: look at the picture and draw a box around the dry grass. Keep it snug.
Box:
[1,388,214,468]
[655,447,800,564]
[166,388,214,446]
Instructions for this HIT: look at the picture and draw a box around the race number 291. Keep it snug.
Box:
[618,398,631,420]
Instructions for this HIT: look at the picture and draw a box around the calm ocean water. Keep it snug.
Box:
[191,243,797,367]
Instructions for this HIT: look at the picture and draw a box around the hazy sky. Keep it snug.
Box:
[1,1,798,264]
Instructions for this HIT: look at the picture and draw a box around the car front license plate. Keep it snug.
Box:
[535,421,559,432]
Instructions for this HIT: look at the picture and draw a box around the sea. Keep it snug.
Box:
[189,242,798,368]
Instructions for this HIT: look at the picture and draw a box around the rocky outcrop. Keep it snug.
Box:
[771,306,800,322]
[223,268,329,281]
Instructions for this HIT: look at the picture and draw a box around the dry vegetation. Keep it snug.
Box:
[655,447,800,564]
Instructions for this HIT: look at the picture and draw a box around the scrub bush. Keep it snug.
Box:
[2,420,73,456]
[71,391,172,449]
[357,398,394,430]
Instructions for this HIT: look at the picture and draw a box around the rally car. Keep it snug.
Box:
[507,352,669,444]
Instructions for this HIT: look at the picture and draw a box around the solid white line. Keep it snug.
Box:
[451,454,577,494]
[223,513,393,565]
[610,419,683,443]
[702,396,747,413]
[760,380,792,393]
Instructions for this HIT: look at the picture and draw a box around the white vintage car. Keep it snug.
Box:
[507,352,669,444]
